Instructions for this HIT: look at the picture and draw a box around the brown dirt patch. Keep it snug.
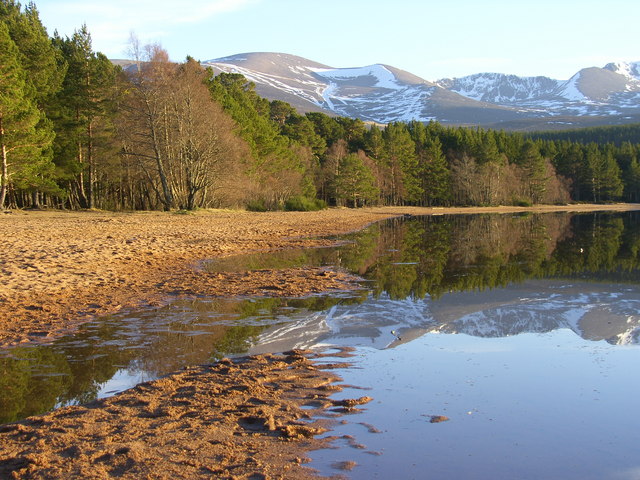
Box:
[0,208,395,347]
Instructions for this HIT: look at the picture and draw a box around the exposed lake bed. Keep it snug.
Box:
[2,206,640,478]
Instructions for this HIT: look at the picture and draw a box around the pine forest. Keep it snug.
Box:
[2,1,640,212]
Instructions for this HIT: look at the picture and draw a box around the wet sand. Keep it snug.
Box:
[1,203,639,478]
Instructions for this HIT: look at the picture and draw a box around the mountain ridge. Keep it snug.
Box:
[201,53,640,130]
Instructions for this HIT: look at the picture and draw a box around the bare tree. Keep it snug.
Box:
[118,43,176,210]
[169,59,248,209]
[118,43,250,210]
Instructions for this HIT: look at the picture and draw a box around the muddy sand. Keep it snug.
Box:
[1,203,639,478]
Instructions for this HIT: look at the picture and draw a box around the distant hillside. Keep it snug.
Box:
[201,53,640,130]
[202,53,527,127]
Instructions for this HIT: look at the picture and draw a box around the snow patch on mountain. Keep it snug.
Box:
[204,59,327,105]
[312,64,403,90]
[302,64,439,122]
[557,72,588,102]
[604,61,640,87]
[437,73,560,103]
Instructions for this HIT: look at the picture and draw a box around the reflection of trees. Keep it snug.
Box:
[205,212,640,301]
[209,325,268,361]
[550,213,638,279]
[347,212,640,300]
[356,213,572,299]
[0,293,366,423]
[0,348,72,423]
[0,319,145,422]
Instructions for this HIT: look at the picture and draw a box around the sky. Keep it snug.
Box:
[35,0,639,81]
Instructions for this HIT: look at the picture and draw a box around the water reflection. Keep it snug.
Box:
[311,329,640,480]
[208,211,640,298]
[247,280,640,355]
[2,211,640,424]
[0,295,360,423]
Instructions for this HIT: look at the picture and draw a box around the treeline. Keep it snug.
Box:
[529,123,640,147]
[2,2,640,211]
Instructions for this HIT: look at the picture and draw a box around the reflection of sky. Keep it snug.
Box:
[96,368,151,399]
[311,330,640,480]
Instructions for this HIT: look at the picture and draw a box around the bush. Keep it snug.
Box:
[512,198,532,207]
[246,199,268,212]
[284,196,327,212]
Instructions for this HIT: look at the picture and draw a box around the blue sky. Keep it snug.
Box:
[35,0,639,81]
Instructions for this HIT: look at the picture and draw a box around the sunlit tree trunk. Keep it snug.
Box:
[0,118,8,209]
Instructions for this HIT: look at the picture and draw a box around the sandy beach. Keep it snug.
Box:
[1,203,639,479]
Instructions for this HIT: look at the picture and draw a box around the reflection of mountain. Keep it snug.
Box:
[430,281,640,345]
[248,280,640,352]
[248,296,434,353]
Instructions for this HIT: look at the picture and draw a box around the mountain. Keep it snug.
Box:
[202,52,524,126]
[438,61,640,120]
[202,53,640,130]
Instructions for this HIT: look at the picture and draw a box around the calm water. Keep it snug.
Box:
[2,211,640,479]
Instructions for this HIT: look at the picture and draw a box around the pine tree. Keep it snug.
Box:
[554,142,584,200]
[597,149,623,201]
[281,113,326,158]
[518,140,548,204]
[382,122,421,205]
[305,112,344,147]
[269,100,295,126]
[419,137,451,206]
[0,1,63,107]
[0,22,53,208]
[333,152,378,207]
[51,25,118,208]
[335,117,366,151]
[625,157,640,203]
[363,125,384,160]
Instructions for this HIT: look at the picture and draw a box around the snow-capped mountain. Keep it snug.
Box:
[202,53,640,129]
[202,52,524,126]
[439,62,640,120]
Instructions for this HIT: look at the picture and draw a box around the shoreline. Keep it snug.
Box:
[1,203,639,347]
[2,203,640,478]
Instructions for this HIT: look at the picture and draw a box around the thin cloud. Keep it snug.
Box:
[45,0,257,25]
[38,0,258,56]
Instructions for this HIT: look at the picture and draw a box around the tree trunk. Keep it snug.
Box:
[76,140,89,208]
[31,190,40,208]
[0,117,8,209]
[87,121,94,209]
[148,102,174,210]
